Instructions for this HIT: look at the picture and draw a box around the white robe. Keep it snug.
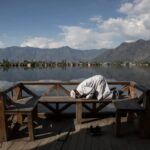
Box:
[76,75,112,101]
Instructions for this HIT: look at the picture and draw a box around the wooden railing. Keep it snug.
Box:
[0,80,150,137]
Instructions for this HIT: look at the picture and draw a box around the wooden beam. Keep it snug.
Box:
[27,112,34,141]
[40,103,57,113]
[75,101,82,125]
[129,84,137,98]
[58,84,70,96]
[2,83,22,94]
[21,85,38,97]
[0,93,8,142]
[82,104,92,112]
[42,85,56,96]
[12,86,22,102]
[21,81,79,86]
[59,103,73,112]
[96,102,111,112]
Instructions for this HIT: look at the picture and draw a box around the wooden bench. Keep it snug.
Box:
[114,99,144,136]
[39,96,112,125]
[0,83,39,141]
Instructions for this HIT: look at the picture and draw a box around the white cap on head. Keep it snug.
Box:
[70,90,76,98]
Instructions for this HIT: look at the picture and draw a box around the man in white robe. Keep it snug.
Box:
[70,75,113,101]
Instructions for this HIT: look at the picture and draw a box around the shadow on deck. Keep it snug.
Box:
[0,115,150,150]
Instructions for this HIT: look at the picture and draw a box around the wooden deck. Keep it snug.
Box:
[1,80,150,149]
[0,116,150,150]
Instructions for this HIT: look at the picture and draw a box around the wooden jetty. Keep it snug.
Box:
[0,81,150,150]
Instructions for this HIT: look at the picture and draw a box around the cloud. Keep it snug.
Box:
[0,41,4,48]
[21,26,115,49]
[118,0,150,16]
[21,0,150,49]
[89,16,103,24]
[21,37,64,48]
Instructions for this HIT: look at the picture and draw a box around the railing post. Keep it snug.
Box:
[129,82,137,98]
[127,82,137,122]
[76,101,82,125]
[0,93,8,142]
[140,90,150,137]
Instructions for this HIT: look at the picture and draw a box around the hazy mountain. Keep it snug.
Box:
[94,39,150,62]
[0,46,106,62]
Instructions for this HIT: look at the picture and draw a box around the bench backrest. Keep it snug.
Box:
[0,83,38,111]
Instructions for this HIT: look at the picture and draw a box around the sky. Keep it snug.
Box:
[0,0,150,49]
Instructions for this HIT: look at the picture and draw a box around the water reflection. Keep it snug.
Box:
[0,66,150,87]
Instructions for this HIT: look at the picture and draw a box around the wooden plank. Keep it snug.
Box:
[0,93,8,142]
[61,132,72,150]
[21,81,80,86]
[39,96,76,103]
[17,114,23,125]
[7,141,27,150]
[67,131,79,150]
[114,100,144,111]
[135,83,149,92]
[129,84,137,98]
[83,128,92,150]
[0,141,13,150]
[27,112,34,141]
[39,96,112,103]
[12,87,22,102]
[75,102,82,125]
[11,87,24,125]
[76,129,87,150]
[1,117,150,150]
[21,140,41,150]
[21,80,131,86]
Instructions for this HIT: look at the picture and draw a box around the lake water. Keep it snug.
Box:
[0,66,149,112]
[0,66,150,88]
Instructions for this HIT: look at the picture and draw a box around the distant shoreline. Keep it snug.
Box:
[0,60,150,68]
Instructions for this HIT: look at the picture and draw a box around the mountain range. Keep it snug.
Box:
[0,46,105,62]
[94,39,150,62]
[0,39,150,62]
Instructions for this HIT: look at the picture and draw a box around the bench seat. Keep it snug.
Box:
[39,96,112,103]
[114,100,144,112]
[114,99,144,136]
